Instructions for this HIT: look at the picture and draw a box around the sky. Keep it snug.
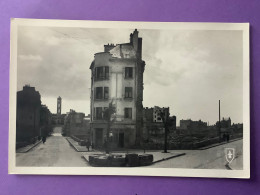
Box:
[17,26,243,125]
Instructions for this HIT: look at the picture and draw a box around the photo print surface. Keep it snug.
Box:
[9,19,250,178]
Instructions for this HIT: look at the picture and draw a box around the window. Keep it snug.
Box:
[95,107,103,120]
[124,108,132,119]
[95,66,109,80]
[125,67,133,78]
[125,87,133,98]
[95,87,103,99]
[95,87,109,100]
[104,87,109,99]
[95,67,104,80]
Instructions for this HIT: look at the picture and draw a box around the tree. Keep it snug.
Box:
[103,100,116,154]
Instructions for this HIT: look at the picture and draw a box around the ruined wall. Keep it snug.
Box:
[109,44,136,59]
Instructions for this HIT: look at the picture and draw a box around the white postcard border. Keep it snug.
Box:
[9,19,250,178]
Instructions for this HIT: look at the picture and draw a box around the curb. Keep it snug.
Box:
[66,137,92,152]
[82,153,186,166]
[16,140,42,153]
[66,137,80,152]
[152,153,186,164]
[82,155,89,163]
[199,138,243,150]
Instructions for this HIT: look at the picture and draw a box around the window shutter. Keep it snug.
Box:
[103,87,109,99]
[130,108,132,119]
[105,66,109,79]
[106,87,109,99]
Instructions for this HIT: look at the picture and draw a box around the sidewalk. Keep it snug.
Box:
[16,140,42,153]
[199,137,243,150]
[82,150,186,166]
[66,137,94,152]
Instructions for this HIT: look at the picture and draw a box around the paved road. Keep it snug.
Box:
[16,127,243,169]
[16,127,88,167]
[150,139,243,169]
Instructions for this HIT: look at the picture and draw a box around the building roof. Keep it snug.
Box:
[90,29,141,69]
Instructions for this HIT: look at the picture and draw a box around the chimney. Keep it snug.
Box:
[104,43,115,52]
[130,33,133,44]
[132,29,139,52]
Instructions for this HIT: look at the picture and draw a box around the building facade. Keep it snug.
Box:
[89,29,145,148]
[180,119,207,131]
[16,85,41,142]
[143,106,176,138]
[63,109,90,138]
[216,117,232,128]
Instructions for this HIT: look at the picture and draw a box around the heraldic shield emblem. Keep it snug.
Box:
[225,148,235,163]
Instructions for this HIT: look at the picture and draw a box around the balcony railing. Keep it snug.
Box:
[94,76,109,81]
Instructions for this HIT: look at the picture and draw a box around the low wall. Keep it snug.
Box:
[142,134,243,150]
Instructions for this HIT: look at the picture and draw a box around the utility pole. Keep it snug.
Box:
[164,123,168,153]
[160,108,169,153]
[219,100,221,142]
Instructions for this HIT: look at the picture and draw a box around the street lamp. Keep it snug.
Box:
[103,100,116,154]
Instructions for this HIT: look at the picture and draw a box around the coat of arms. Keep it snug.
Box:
[225,148,235,163]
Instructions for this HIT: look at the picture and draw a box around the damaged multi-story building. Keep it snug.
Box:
[62,109,90,139]
[216,117,232,128]
[180,119,207,131]
[143,106,176,138]
[89,29,145,148]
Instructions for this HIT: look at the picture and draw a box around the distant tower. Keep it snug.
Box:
[57,96,62,115]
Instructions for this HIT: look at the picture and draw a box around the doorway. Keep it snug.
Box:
[118,133,124,148]
[95,128,103,148]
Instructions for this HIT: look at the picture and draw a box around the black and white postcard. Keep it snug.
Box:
[9,19,250,178]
